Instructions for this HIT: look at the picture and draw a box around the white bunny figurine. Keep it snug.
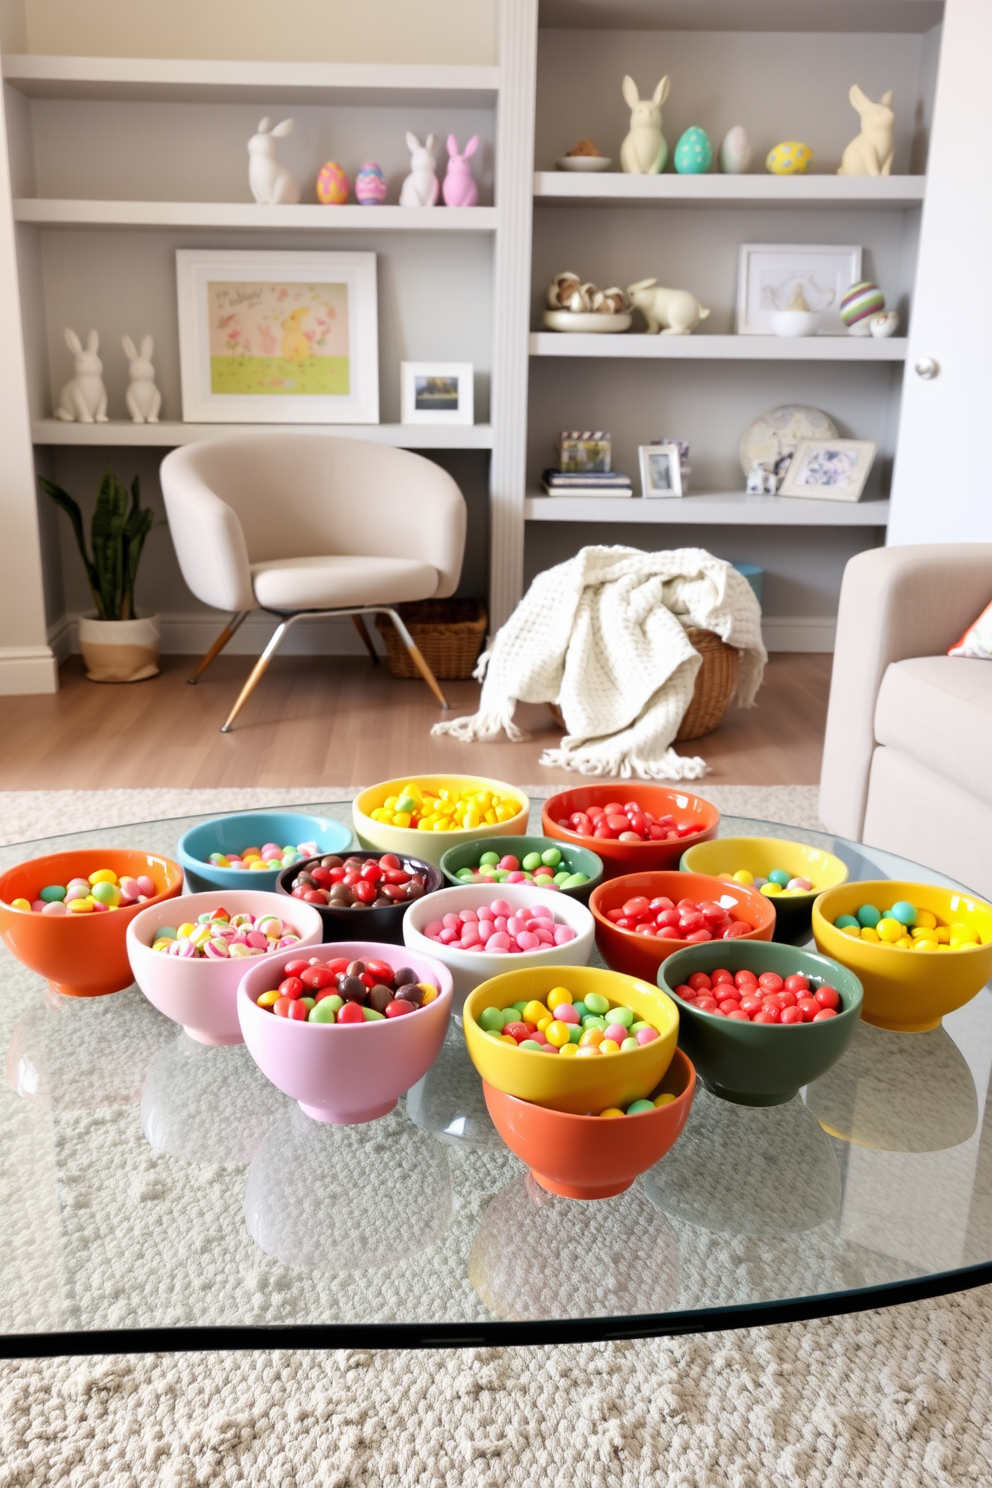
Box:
[837,86,895,176]
[122,334,161,424]
[54,328,108,423]
[620,74,671,174]
[400,132,439,206]
[442,134,479,207]
[248,117,300,205]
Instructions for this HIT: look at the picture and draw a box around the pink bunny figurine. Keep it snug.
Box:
[442,134,479,207]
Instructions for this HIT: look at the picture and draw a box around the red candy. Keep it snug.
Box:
[287,853,427,910]
[607,893,751,944]
[675,969,843,1024]
[555,797,701,843]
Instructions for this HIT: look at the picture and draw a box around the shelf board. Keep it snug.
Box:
[2,55,499,106]
[31,420,495,450]
[529,332,907,361]
[14,200,497,233]
[533,173,926,209]
[525,493,891,526]
[538,0,944,34]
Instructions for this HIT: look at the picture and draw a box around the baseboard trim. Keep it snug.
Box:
[0,644,59,694]
[761,617,836,653]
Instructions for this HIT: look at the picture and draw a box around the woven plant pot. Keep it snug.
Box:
[676,628,740,741]
[78,610,160,683]
[375,600,487,681]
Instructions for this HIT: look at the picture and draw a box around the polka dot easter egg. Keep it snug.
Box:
[673,126,713,174]
[766,141,812,175]
[316,161,350,204]
[355,161,387,204]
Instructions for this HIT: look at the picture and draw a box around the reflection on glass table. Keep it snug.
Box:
[1,799,992,1353]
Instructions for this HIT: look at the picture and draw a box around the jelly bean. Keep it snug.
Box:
[626,1099,655,1114]
[40,885,66,902]
[857,904,881,928]
[654,1093,676,1107]
[599,1107,626,1118]
[11,897,32,911]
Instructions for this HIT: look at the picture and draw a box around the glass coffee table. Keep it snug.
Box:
[2,801,991,1359]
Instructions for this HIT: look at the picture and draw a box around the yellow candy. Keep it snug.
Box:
[877,918,904,944]
[935,927,951,943]
[420,985,438,1004]
[841,924,861,938]
[760,883,782,897]
[579,1027,604,1047]
[915,939,940,952]
[536,1016,553,1033]
[558,1043,578,1058]
[11,897,31,911]
[547,986,573,1010]
[896,936,915,949]
[600,1039,620,1054]
[654,1093,676,1107]
[546,1020,572,1048]
[523,1000,548,1026]
[242,850,261,861]
[152,938,173,952]
[68,898,93,913]
[915,909,937,929]
[257,989,280,1007]
[599,1107,625,1119]
[732,870,754,886]
[177,922,195,938]
[860,925,880,942]
[392,812,412,829]
[88,868,118,885]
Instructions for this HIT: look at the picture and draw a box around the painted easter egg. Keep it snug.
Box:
[719,125,752,174]
[840,280,886,333]
[673,126,713,175]
[355,161,387,205]
[765,141,813,175]
[316,161,350,205]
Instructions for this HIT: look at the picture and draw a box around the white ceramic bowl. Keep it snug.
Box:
[770,309,820,338]
[402,881,595,1014]
[542,310,632,334]
[555,156,613,172]
[352,775,530,868]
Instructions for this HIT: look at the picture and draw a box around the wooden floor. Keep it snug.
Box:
[0,652,832,790]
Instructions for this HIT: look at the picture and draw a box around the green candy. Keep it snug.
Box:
[581,1015,607,1031]
[321,994,343,1014]
[362,1007,385,1021]
[626,1099,654,1115]
[561,873,589,888]
[856,904,881,928]
[621,1037,639,1052]
[299,996,316,1011]
[500,1008,520,1029]
[479,1006,504,1032]
[609,1005,634,1028]
[479,851,500,867]
[835,914,860,930]
[91,881,119,904]
[553,871,570,885]
[568,1024,583,1043]
[484,1029,504,1042]
[631,1021,653,1035]
[768,869,791,887]
[512,1000,529,1014]
[519,1039,544,1051]
[309,1001,336,1022]
[892,900,917,926]
[522,852,543,872]
[457,868,475,881]
[572,1001,588,1020]
[40,884,66,902]
[584,992,610,1015]
[541,848,562,868]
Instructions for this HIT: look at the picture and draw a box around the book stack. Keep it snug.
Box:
[541,468,634,497]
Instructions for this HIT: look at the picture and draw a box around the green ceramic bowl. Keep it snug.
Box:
[657,941,863,1107]
[438,836,604,905]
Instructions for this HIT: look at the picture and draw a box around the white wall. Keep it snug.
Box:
[23,0,497,65]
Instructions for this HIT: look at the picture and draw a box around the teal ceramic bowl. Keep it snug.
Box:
[657,941,863,1107]
[177,811,352,894]
[438,836,604,904]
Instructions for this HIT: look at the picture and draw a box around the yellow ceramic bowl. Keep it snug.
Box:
[353,775,530,869]
[681,836,849,944]
[812,880,992,1032]
[463,964,679,1116]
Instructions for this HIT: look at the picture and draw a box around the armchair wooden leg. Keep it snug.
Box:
[351,613,380,664]
[383,607,450,709]
[187,611,249,685]
[219,620,288,733]
[548,702,565,730]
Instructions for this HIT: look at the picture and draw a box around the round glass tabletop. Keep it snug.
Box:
[1,801,990,1358]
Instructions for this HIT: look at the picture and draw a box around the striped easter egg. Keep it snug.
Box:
[840,280,886,329]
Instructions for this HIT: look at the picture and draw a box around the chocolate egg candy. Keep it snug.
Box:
[346,960,367,977]
[340,976,367,1003]
[368,983,395,1013]
[396,983,424,1007]
[329,884,353,906]
[404,880,425,900]
[392,966,418,988]
[320,855,343,869]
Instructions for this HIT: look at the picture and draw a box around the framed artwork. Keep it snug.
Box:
[176,249,379,423]
[400,362,474,425]
[736,244,862,335]
[639,443,683,498]
[778,438,877,501]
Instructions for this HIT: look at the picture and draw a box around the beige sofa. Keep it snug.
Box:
[819,544,992,899]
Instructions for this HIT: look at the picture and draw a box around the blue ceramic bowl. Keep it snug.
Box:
[177,811,353,894]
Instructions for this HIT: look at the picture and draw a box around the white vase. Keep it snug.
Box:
[77,610,160,682]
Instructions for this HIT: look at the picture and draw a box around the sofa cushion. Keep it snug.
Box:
[874,656,992,810]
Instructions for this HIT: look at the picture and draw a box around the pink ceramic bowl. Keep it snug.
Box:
[237,941,454,1125]
[126,890,323,1046]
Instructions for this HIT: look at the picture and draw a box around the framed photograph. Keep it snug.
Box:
[736,244,862,336]
[639,443,683,498]
[176,249,379,423]
[401,362,474,425]
[778,438,877,501]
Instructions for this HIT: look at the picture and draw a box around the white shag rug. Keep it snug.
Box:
[3,785,992,1488]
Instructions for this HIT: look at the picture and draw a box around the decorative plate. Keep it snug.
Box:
[739,404,839,476]
[542,310,632,333]
[555,156,613,172]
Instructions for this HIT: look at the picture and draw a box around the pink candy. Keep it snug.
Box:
[422,897,578,955]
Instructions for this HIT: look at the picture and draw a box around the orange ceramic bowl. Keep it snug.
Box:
[482,1048,696,1200]
[542,785,719,880]
[590,870,776,983]
[0,849,183,997]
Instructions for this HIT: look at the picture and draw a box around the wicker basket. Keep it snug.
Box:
[675,627,741,741]
[375,599,488,681]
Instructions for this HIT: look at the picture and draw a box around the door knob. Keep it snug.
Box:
[914,357,940,380]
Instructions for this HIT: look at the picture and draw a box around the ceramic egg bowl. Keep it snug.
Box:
[542,784,719,879]
[177,811,352,894]
[679,836,849,944]
[353,775,530,868]
[276,849,443,943]
[438,835,605,904]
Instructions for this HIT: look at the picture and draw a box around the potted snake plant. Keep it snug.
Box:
[39,466,160,682]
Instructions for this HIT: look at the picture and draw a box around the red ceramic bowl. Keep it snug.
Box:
[482,1048,696,1200]
[589,870,776,983]
[0,848,184,997]
[542,785,719,880]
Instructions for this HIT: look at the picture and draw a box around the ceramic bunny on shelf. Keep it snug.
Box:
[122,334,161,423]
[620,74,670,174]
[400,132,439,206]
[837,86,895,176]
[54,328,108,423]
[248,117,300,204]
[442,134,479,206]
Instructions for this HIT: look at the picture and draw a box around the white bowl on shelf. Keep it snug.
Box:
[555,156,613,172]
[542,310,632,334]
[769,309,821,338]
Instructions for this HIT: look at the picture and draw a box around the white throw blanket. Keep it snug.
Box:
[432,546,767,779]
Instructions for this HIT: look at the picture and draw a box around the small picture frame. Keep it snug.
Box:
[778,438,877,501]
[639,443,683,498]
[736,243,862,336]
[401,362,474,425]
[558,430,611,473]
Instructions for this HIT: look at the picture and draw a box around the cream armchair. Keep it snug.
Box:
[160,434,467,731]
[820,544,992,897]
